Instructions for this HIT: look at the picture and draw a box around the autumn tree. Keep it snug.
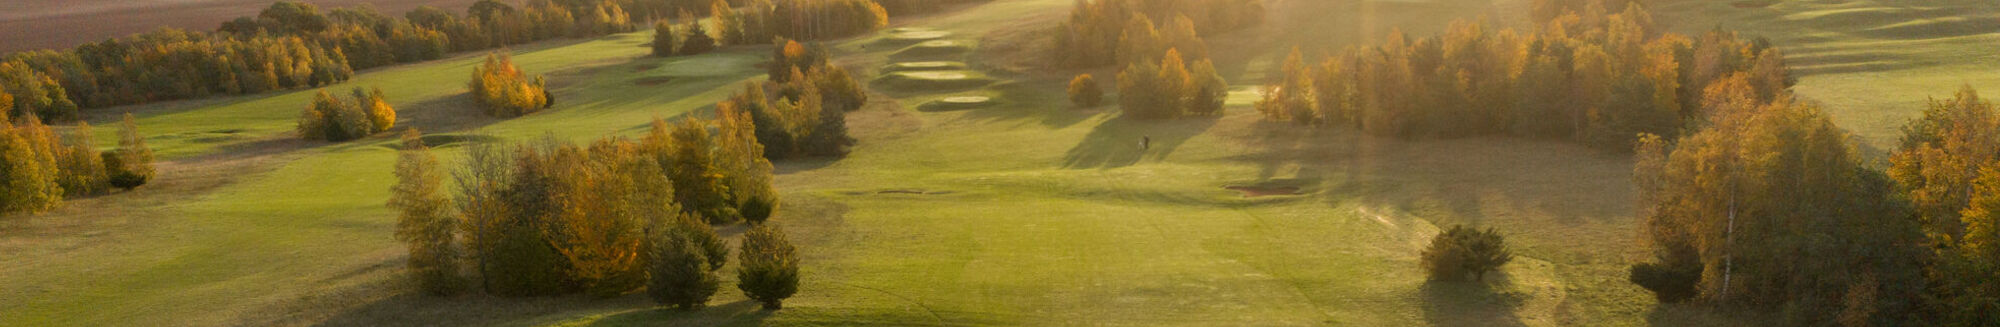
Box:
[106,114,154,191]
[1069,74,1104,108]
[54,121,105,196]
[469,53,552,118]
[1887,86,2000,324]
[297,90,374,142]
[359,87,396,132]
[0,115,61,214]
[390,129,466,295]
[737,223,800,310]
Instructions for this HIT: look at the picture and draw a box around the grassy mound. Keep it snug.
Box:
[918,95,997,112]
[874,70,995,92]
[881,61,969,73]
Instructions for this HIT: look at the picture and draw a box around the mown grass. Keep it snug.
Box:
[9,0,1979,325]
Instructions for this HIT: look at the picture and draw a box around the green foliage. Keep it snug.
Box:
[54,121,105,197]
[113,114,154,185]
[677,15,717,56]
[296,90,375,142]
[645,118,741,224]
[738,223,800,310]
[1628,261,1700,303]
[389,129,466,295]
[652,21,683,57]
[1419,225,1514,282]
[1068,74,1103,108]
[647,215,721,310]
[1888,86,2000,324]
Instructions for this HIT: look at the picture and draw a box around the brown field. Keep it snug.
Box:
[0,0,481,53]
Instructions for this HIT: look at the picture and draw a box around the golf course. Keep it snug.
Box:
[2,0,1996,326]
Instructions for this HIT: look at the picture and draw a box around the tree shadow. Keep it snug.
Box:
[1061,113,1218,169]
[954,80,1095,129]
[1420,278,1528,327]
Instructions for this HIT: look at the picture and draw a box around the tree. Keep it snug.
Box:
[646,118,740,224]
[390,129,466,295]
[647,214,721,310]
[716,103,779,224]
[469,53,550,118]
[55,121,106,196]
[1069,74,1103,108]
[678,11,717,55]
[297,90,373,142]
[1117,58,1163,119]
[1186,59,1227,116]
[360,88,396,132]
[110,113,154,189]
[1420,225,1514,282]
[652,21,682,56]
[0,115,61,214]
[737,223,800,310]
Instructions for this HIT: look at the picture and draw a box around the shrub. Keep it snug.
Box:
[1069,74,1103,108]
[297,90,375,142]
[740,196,777,224]
[390,129,466,295]
[737,223,800,310]
[1420,225,1514,282]
[648,216,721,310]
[103,152,147,191]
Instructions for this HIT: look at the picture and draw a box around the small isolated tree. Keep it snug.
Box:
[647,214,720,310]
[55,122,106,196]
[1420,225,1514,282]
[737,223,800,310]
[1069,74,1103,108]
[359,87,396,132]
[390,129,466,295]
[105,114,153,190]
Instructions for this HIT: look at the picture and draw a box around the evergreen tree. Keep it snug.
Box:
[737,223,800,310]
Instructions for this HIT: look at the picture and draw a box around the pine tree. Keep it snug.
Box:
[737,223,800,310]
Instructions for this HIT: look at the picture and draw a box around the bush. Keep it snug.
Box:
[296,90,375,142]
[648,216,721,310]
[740,196,777,224]
[652,21,681,57]
[112,114,154,187]
[1420,225,1514,282]
[737,223,800,310]
[677,16,717,56]
[1069,74,1103,108]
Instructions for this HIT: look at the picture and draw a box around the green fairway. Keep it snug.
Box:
[10,0,1988,325]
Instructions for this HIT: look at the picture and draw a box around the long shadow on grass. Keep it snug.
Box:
[1420,280,1527,327]
[955,80,1094,128]
[1062,114,1218,169]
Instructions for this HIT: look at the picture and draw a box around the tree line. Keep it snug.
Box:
[0,0,639,123]
[1254,4,1790,151]
[0,111,155,215]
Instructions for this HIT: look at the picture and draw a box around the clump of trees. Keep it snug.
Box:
[297,87,395,142]
[710,0,889,45]
[1069,74,1103,108]
[1052,0,1265,69]
[0,111,153,215]
[1254,5,1789,151]
[389,107,783,303]
[1419,225,1514,282]
[1116,48,1226,119]
[1884,86,2000,325]
[714,40,865,159]
[469,53,552,118]
[0,0,641,119]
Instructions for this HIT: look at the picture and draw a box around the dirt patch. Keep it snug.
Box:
[632,76,676,86]
[1224,185,1303,197]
